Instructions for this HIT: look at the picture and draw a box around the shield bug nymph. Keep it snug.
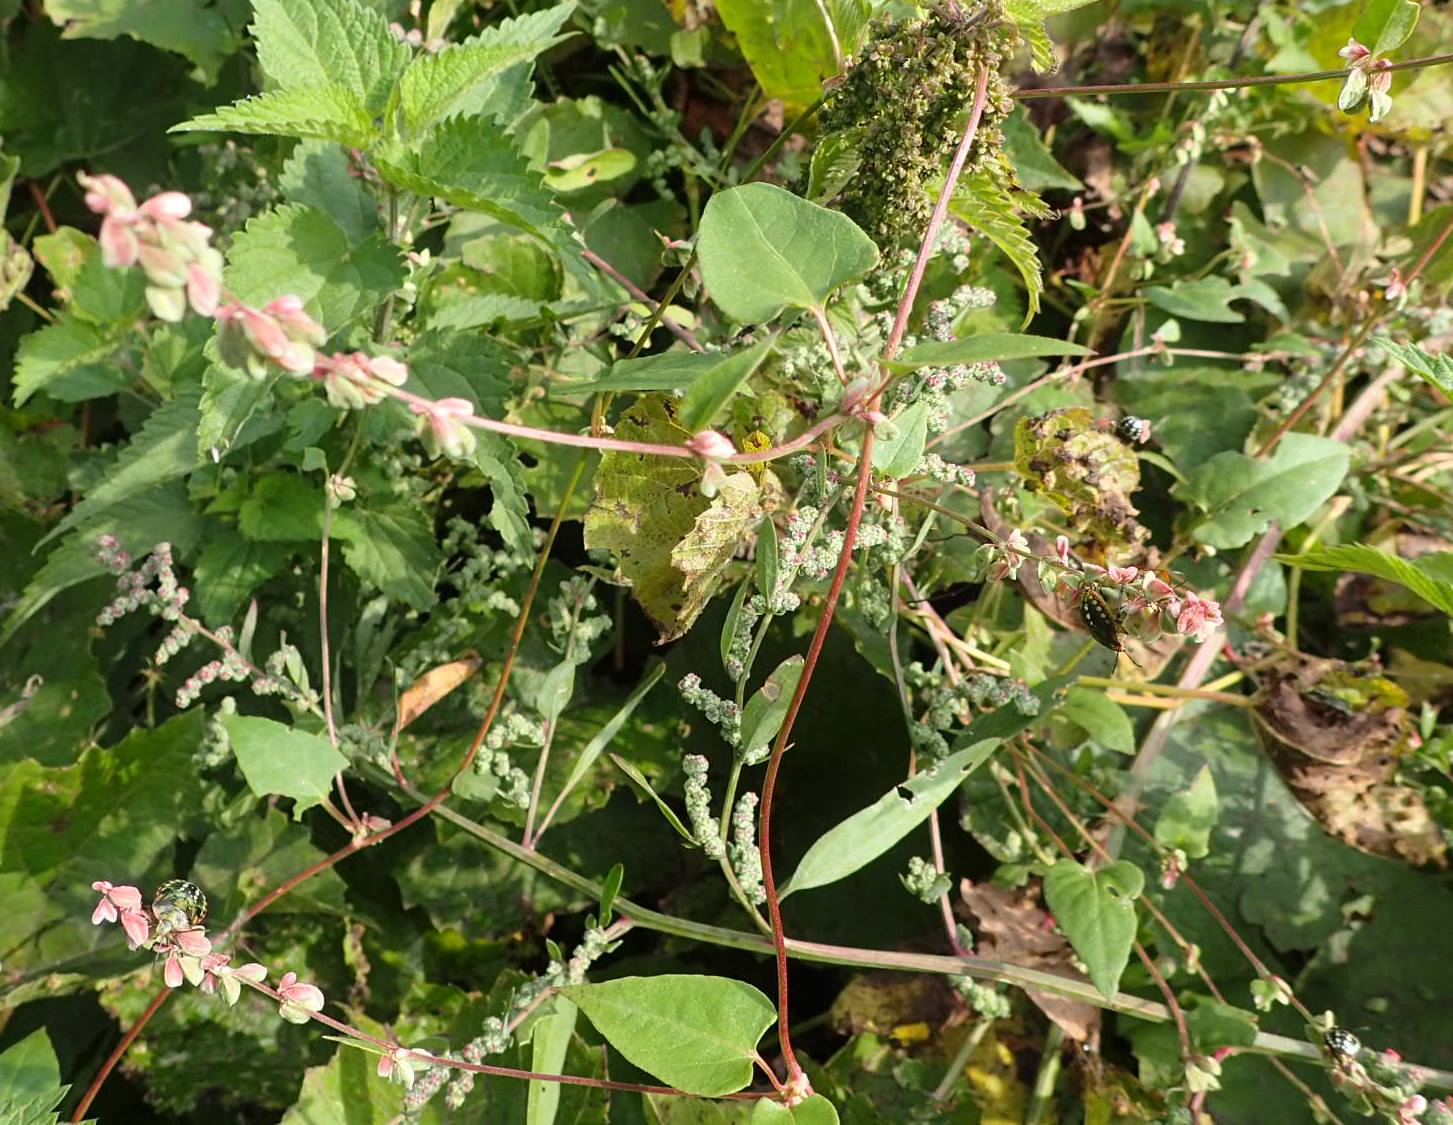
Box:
[151,879,208,938]
[1078,584,1142,669]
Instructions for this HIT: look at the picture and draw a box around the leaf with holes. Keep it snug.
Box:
[1042,859,1144,1000]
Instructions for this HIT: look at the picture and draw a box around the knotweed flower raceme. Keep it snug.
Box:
[216,296,327,379]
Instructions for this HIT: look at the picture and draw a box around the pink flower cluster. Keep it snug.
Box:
[1089,565,1224,644]
[216,295,328,379]
[314,350,409,410]
[78,173,223,322]
[1338,37,1394,122]
[410,396,477,460]
[90,880,319,1017]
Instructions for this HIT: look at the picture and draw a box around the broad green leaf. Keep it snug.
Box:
[562,348,759,396]
[1055,688,1134,754]
[1144,277,1250,324]
[190,531,291,624]
[1003,108,1081,191]
[0,1029,60,1101]
[738,655,804,760]
[1377,337,1453,394]
[561,975,775,1096]
[949,171,1045,322]
[1275,543,1453,618]
[751,1096,839,1124]
[225,203,405,331]
[1352,0,1419,58]
[44,0,241,78]
[558,662,666,799]
[715,0,868,105]
[885,333,1091,374]
[782,740,999,896]
[279,141,380,245]
[680,339,775,432]
[221,714,348,817]
[1153,765,1218,859]
[536,660,576,724]
[697,183,879,323]
[400,3,577,132]
[251,0,409,114]
[170,84,377,148]
[12,315,127,406]
[279,1033,400,1124]
[376,117,562,236]
[332,504,441,610]
[40,389,202,547]
[527,996,578,1125]
[1042,859,1144,1000]
[1178,433,1350,549]
[610,753,695,843]
[870,400,929,479]
[584,395,761,642]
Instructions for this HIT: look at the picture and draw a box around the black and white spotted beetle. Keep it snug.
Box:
[1078,584,1142,669]
[1323,1027,1362,1065]
[151,879,208,938]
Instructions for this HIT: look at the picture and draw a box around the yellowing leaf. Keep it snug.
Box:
[396,653,482,731]
[584,395,761,642]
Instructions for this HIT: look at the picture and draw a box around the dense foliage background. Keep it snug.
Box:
[2,0,1453,1121]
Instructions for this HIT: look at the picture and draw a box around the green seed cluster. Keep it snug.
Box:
[818,2,1017,247]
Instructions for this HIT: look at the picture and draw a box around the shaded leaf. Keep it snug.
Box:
[221,714,348,817]
[1041,859,1144,1000]
[1275,542,1453,618]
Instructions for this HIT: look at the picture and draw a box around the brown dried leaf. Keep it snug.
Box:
[396,652,482,732]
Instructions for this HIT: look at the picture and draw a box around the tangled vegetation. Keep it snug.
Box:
[2,0,1453,1121]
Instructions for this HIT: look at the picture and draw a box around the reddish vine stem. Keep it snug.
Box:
[756,66,992,1089]
[72,461,586,1121]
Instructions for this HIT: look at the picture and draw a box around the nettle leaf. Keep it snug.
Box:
[1003,0,1098,71]
[1377,337,1453,395]
[782,740,999,896]
[171,85,377,149]
[885,333,1090,373]
[225,203,405,331]
[696,183,879,324]
[375,117,562,236]
[561,975,775,1097]
[1352,0,1419,58]
[1042,859,1144,1000]
[399,2,576,133]
[1177,433,1350,550]
[332,503,442,610]
[44,0,242,79]
[1153,765,1218,860]
[12,315,128,405]
[1276,543,1453,618]
[279,141,380,245]
[714,0,867,105]
[807,128,863,204]
[251,0,409,115]
[584,395,761,642]
[221,714,348,817]
[949,170,1046,323]
[190,530,291,624]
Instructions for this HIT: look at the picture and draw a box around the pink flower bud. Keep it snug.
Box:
[364,354,408,386]
[99,218,140,269]
[1106,565,1139,584]
[164,953,185,988]
[411,397,477,460]
[264,295,327,347]
[1338,37,1371,63]
[140,191,193,221]
[686,429,735,460]
[78,172,137,217]
[187,261,221,317]
[1055,535,1071,566]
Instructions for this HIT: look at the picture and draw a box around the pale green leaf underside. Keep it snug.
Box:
[221,714,348,815]
[1276,543,1453,618]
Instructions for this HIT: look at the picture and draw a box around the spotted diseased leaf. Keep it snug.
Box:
[584,395,761,642]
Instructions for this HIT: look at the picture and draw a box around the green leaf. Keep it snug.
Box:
[400,2,577,132]
[782,740,999,896]
[885,333,1090,374]
[680,339,775,432]
[807,129,863,204]
[1275,543,1453,618]
[720,579,752,675]
[562,348,759,396]
[224,203,405,332]
[332,503,441,610]
[251,0,409,115]
[584,395,761,642]
[12,315,127,406]
[221,714,348,817]
[1004,0,1097,70]
[949,171,1045,323]
[1041,859,1144,1000]
[0,1030,60,1101]
[697,183,879,323]
[560,975,775,1096]
[1352,0,1419,58]
[870,400,929,479]
[43,0,241,79]
[714,0,867,105]
[558,662,666,800]
[610,753,695,843]
[1002,108,1081,191]
[1177,433,1350,549]
[1055,688,1134,754]
[169,84,377,148]
[279,141,380,245]
[1143,277,1250,324]
[755,517,779,604]
[376,116,562,237]
[190,531,291,624]
[752,1096,839,1124]
[1153,765,1218,859]
[738,655,804,760]
[279,1034,400,1124]
[1377,336,1453,394]
[527,995,578,1125]
[39,390,202,547]
[536,660,577,724]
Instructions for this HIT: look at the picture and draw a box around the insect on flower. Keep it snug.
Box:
[1324,1027,1362,1065]
[151,879,208,938]
[1078,584,1142,669]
